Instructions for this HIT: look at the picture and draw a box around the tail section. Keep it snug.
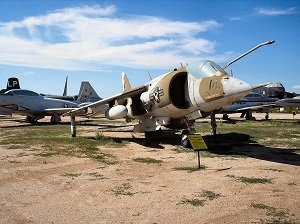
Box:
[122,72,132,92]
[77,82,101,104]
[6,77,20,91]
[63,76,68,96]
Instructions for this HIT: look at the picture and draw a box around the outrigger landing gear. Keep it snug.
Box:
[70,115,76,137]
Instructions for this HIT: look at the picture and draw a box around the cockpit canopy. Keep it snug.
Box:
[186,60,228,79]
[4,89,40,97]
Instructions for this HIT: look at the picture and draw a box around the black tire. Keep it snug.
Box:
[26,116,37,124]
[222,114,229,120]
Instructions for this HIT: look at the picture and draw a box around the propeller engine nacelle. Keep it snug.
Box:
[105,105,128,120]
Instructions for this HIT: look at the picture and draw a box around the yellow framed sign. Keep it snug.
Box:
[188,134,208,150]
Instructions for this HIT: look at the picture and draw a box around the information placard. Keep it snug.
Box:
[188,134,208,150]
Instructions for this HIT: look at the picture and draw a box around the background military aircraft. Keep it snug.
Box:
[222,82,300,120]
[65,40,275,144]
[276,96,300,107]
[0,81,102,123]
[0,77,21,94]
[221,92,278,120]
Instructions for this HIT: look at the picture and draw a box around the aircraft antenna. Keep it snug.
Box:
[147,71,153,80]
[223,40,275,70]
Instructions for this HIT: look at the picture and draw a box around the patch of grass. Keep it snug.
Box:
[178,190,221,207]
[88,172,107,180]
[199,190,221,201]
[173,166,206,173]
[227,175,273,184]
[63,173,82,177]
[35,151,62,157]
[8,160,21,164]
[262,168,284,172]
[0,125,120,164]
[112,183,135,196]
[251,203,298,224]
[288,182,297,186]
[133,157,163,164]
[178,198,205,207]
[201,150,247,159]
[94,132,114,144]
[195,120,300,149]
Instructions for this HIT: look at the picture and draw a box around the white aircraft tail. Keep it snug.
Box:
[122,72,132,92]
[77,82,101,104]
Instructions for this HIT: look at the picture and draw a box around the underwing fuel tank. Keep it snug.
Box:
[105,105,128,120]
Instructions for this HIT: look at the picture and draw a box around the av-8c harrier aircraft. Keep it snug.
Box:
[65,40,274,145]
[0,81,103,123]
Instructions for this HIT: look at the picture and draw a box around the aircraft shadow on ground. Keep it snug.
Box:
[2,120,299,166]
[0,120,70,128]
[112,132,300,166]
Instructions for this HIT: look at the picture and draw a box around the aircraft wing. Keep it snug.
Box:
[44,108,79,114]
[236,103,277,111]
[0,104,17,115]
[63,85,147,116]
[275,98,300,107]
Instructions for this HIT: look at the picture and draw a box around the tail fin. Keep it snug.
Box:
[6,77,20,90]
[122,72,132,92]
[63,76,68,96]
[77,82,101,104]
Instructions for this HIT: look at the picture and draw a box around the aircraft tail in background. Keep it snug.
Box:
[122,72,132,92]
[6,77,20,91]
[63,76,68,96]
[77,82,101,105]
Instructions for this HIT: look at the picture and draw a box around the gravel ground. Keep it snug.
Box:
[0,113,299,224]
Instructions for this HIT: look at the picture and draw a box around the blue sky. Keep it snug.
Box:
[0,0,299,97]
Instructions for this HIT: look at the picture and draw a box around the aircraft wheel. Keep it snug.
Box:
[181,130,191,148]
[222,114,229,120]
[50,115,61,124]
[26,116,37,124]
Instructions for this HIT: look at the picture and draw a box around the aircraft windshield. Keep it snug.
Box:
[186,60,225,78]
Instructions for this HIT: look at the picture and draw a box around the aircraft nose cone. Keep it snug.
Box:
[222,76,252,98]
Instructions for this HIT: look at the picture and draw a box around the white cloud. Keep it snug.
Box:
[292,85,300,90]
[256,7,297,16]
[229,17,241,21]
[0,5,225,71]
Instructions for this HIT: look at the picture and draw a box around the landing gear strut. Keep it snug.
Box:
[70,115,76,137]
[180,120,196,147]
[210,111,217,135]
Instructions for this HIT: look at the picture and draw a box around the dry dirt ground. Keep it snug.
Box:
[0,113,299,224]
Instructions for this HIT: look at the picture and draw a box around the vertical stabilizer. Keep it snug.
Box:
[63,76,68,96]
[77,82,101,104]
[122,72,132,92]
[6,77,20,90]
